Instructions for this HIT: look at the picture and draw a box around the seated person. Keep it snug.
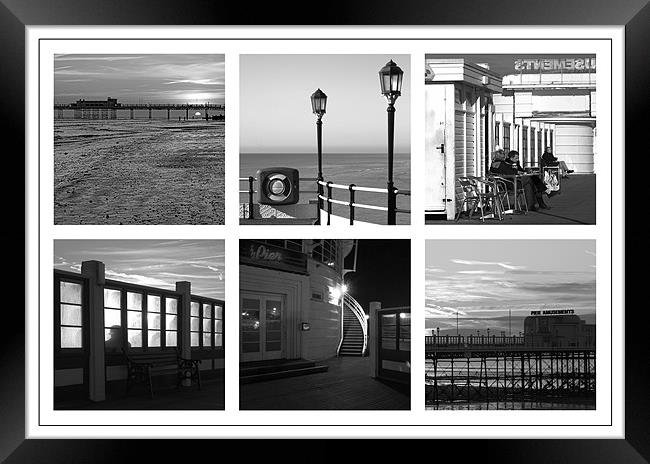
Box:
[492,150,550,211]
[105,325,131,352]
[489,146,506,174]
[541,146,574,177]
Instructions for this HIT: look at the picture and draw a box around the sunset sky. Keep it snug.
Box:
[425,240,596,335]
[54,240,224,299]
[54,54,225,104]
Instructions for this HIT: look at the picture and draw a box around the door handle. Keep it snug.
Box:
[436,143,445,154]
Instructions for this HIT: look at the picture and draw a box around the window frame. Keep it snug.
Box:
[190,296,225,355]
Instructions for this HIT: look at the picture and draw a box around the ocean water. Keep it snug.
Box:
[240,152,411,225]
[54,119,225,224]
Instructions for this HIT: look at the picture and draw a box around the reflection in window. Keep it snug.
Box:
[104,288,123,351]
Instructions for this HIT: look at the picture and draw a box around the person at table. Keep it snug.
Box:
[489,146,506,173]
[493,150,550,210]
[542,146,574,177]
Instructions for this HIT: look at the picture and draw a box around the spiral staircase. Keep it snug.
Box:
[337,293,368,357]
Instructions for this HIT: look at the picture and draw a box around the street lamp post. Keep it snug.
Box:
[311,89,328,225]
[379,60,404,225]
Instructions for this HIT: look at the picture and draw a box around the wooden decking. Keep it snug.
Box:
[427,174,597,225]
[240,356,410,410]
[54,375,224,410]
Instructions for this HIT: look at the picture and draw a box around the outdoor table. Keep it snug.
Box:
[498,173,536,214]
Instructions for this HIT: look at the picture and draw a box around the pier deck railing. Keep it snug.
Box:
[425,335,595,357]
[238,176,410,224]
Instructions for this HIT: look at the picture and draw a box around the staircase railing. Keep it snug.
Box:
[337,293,368,356]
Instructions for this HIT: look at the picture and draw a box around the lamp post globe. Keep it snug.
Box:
[379,60,404,225]
[311,88,328,224]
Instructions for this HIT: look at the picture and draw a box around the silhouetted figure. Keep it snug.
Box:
[105,325,131,352]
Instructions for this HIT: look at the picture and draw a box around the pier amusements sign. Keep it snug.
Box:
[530,309,575,316]
[514,57,596,73]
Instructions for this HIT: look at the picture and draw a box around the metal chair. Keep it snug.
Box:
[491,175,528,213]
[456,176,503,221]
[474,177,506,220]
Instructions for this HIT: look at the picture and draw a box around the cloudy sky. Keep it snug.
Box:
[54,54,225,104]
[240,54,410,154]
[425,240,596,335]
[54,240,224,299]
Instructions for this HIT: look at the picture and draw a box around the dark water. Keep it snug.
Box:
[240,152,411,225]
[427,399,596,410]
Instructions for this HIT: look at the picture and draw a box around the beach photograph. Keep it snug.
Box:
[53,239,225,410]
[425,240,596,410]
[239,54,411,225]
[54,54,225,225]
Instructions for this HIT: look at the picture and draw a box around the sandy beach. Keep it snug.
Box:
[54,119,225,225]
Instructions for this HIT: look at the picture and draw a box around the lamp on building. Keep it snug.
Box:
[311,88,327,224]
[379,60,404,225]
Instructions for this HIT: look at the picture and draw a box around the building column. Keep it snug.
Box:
[369,301,381,378]
[176,281,192,386]
[81,260,106,402]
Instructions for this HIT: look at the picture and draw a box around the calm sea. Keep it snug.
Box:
[240,152,411,225]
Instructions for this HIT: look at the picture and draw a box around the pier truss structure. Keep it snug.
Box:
[425,337,596,408]
[54,103,225,120]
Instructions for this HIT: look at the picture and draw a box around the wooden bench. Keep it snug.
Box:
[123,350,201,399]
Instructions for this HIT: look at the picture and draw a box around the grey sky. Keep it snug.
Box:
[425,53,596,77]
[240,54,410,154]
[54,240,225,299]
[425,240,596,335]
[54,54,225,104]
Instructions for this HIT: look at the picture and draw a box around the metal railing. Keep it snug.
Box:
[239,177,319,220]
[239,176,410,224]
[336,293,368,356]
[425,335,525,348]
[317,180,410,225]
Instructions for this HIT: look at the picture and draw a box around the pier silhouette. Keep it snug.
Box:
[54,98,225,120]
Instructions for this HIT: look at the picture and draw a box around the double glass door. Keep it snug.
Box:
[240,293,283,362]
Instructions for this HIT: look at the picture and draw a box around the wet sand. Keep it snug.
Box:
[54,119,225,225]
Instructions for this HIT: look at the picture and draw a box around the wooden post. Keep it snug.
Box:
[176,281,192,387]
[81,260,106,402]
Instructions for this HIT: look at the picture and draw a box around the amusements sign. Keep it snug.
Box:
[240,240,308,275]
[530,309,575,315]
[514,57,596,73]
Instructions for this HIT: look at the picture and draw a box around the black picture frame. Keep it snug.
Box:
[7,0,643,460]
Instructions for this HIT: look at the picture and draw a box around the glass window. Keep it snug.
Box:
[58,279,84,348]
[214,304,223,348]
[164,296,178,349]
[103,288,123,351]
[312,240,338,268]
[381,313,397,350]
[190,300,200,347]
[399,312,411,351]
[60,281,82,305]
